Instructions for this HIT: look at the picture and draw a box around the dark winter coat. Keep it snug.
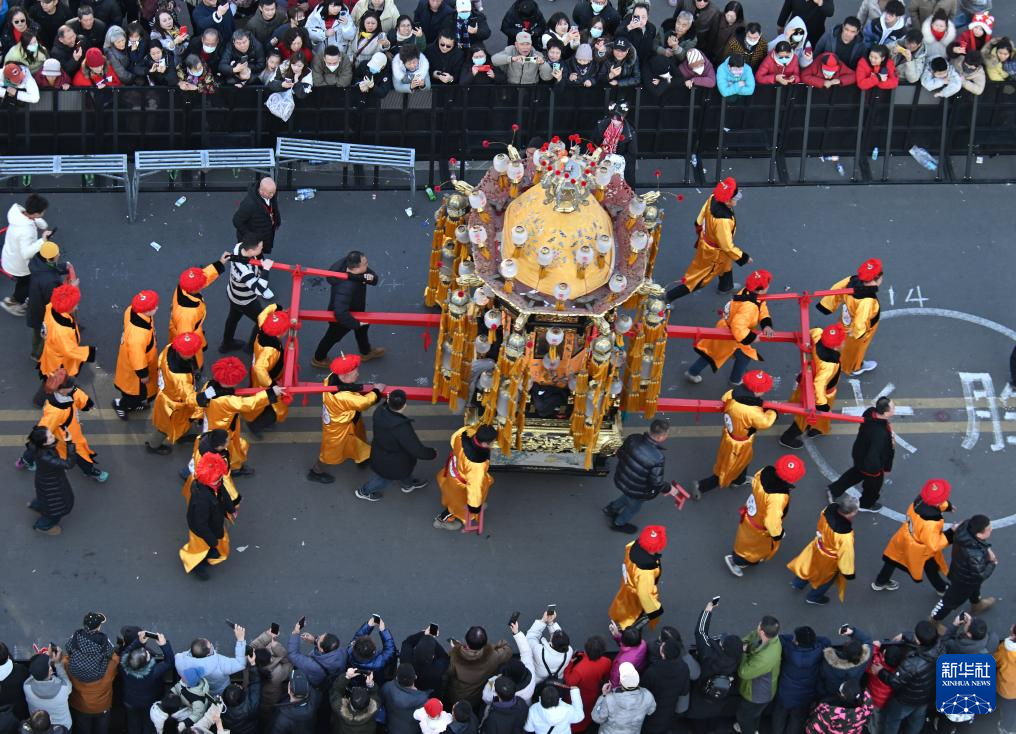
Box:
[369,403,437,480]
[673,0,719,54]
[34,443,77,518]
[50,40,84,77]
[816,636,872,700]
[449,710,478,734]
[878,639,944,706]
[325,262,379,329]
[612,433,666,501]
[0,661,30,721]
[686,608,741,720]
[285,634,348,690]
[185,481,235,550]
[352,60,393,105]
[597,48,640,86]
[479,696,528,734]
[813,24,865,68]
[775,634,830,710]
[347,623,397,683]
[27,2,73,49]
[221,672,261,734]
[329,676,380,734]
[641,656,690,733]
[446,641,513,712]
[118,640,175,710]
[232,185,282,254]
[425,42,464,81]
[572,0,621,35]
[411,0,454,44]
[776,0,834,45]
[269,688,320,734]
[26,253,69,330]
[219,40,267,83]
[500,0,546,47]
[849,407,894,476]
[381,682,429,734]
[399,632,449,699]
[947,520,996,587]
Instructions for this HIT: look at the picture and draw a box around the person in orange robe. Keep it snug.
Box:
[434,424,497,530]
[816,258,883,376]
[787,494,858,605]
[147,332,204,455]
[872,479,953,594]
[778,323,846,449]
[179,451,235,581]
[684,269,774,386]
[247,306,291,437]
[724,455,805,578]
[40,284,95,378]
[180,429,240,506]
[609,525,667,629]
[168,255,229,369]
[112,290,159,420]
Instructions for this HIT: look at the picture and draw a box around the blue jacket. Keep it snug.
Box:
[817,627,873,700]
[775,634,830,709]
[286,634,348,689]
[716,58,756,97]
[192,3,235,40]
[119,640,175,710]
[347,623,397,679]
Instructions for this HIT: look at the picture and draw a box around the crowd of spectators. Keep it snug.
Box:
[0,0,1011,108]
[0,604,1014,734]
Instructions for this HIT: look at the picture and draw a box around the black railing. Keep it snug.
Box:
[2,81,1015,190]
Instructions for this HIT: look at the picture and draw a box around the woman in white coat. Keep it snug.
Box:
[306,0,357,55]
[1,193,50,316]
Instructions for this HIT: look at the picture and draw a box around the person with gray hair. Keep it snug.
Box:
[787,495,859,606]
[219,28,266,86]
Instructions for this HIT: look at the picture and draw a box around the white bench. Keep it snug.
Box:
[0,154,129,214]
[130,148,276,222]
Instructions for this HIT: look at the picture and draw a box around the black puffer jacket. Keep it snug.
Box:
[849,407,894,475]
[369,402,437,480]
[268,689,319,734]
[221,672,261,734]
[879,640,944,706]
[26,253,69,330]
[325,261,380,330]
[641,655,690,734]
[947,520,996,587]
[612,433,666,500]
[34,442,77,518]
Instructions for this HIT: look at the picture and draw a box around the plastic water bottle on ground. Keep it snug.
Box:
[294,188,317,201]
[836,163,845,176]
[690,154,698,167]
[908,146,938,171]
[173,196,187,207]
[871,147,879,161]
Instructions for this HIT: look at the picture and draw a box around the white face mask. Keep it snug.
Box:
[590,27,603,38]
[326,62,340,71]
[472,55,485,64]
[591,2,605,12]
[822,69,835,78]
[368,63,382,73]
[28,42,40,52]
[202,43,216,53]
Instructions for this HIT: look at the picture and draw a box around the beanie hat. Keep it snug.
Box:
[474,424,498,443]
[29,654,51,681]
[50,284,81,314]
[639,525,667,554]
[820,324,846,348]
[42,58,62,77]
[3,62,24,85]
[968,12,994,35]
[713,176,737,203]
[618,661,639,688]
[212,356,247,386]
[746,269,772,292]
[455,0,470,11]
[857,258,882,282]
[775,454,806,484]
[181,667,205,687]
[172,332,203,358]
[39,241,60,259]
[330,354,361,376]
[742,369,773,394]
[131,290,159,313]
[686,48,704,67]
[920,478,951,506]
[289,669,311,698]
[821,54,839,72]
[179,267,208,293]
[195,451,228,486]
[367,51,387,72]
[85,47,105,67]
[576,43,593,62]
[261,309,290,337]
[424,698,444,718]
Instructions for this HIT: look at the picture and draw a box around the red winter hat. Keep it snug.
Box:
[179,267,208,293]
[746,269,772,292]
[423,699,444,718]
[261,309,290,337]
[212,356,248,386]
[131,290,159,313]
[50,284,81,314]
[821,55,839,72]
[3,62,24,85]
[172,332,202,358]
[857,258,882,282]
[712,176,737,204]
[820,324,846,349]
[639,525,667,554]
[195,451,228,486]
[775,455,806,484]
[331,354,361,376]
[969,12,994,35]
[920,478,951,506]
[85,47,105,68]
[742,369,773,394]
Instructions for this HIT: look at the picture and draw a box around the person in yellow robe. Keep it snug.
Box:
[787,494,859,605]
[112,290,160,420]
[779,324,846,449]
[168,254,229,369]
[609,525,667,629]
[16,376,109,482]
[307,354,383,484]
[434,424,497,530]
[666,177,751,300]
[179,451,235,581]
[40,284,95,378]
[146,332,203,455]
[198,356,283,475]
[685,269,774,386]
[724,455,806,577]
[872,479,953,594]
[692,369,778,499]
[816,258,882,376]
[180,429,240,506]
[247,306,291,437]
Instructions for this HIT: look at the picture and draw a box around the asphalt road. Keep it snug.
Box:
[0,184,1014,730]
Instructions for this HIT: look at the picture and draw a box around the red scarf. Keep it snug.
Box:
[602,118,623,154]
[930,26,945,41]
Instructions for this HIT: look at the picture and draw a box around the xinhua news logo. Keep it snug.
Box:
[936,654,995,722]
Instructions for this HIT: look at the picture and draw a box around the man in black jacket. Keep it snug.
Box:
[311,250,384,368]
[218,29,267,86]
[221,667,262,734]
[0,641,30,723]
[872,621,944,734]
[269,670,319,734]
[603,418,680,533]
[827,396,894,511]
[26,242,72,363]
[232,177,282,255]
[641,639,690,734]
[50,26,85,77]
[813,17,864,68]
[382,663,429,734]
[355,389,437,501]
[412,0,454,45]
[480,676,528,734]
[931,515,997,632]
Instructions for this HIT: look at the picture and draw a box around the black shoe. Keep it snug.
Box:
[805,428,822,437]
[112,399,128,420]
[218,339,245,353]
[145,442,172,455]
[192,564,210,581]
[859,502,883,512]
[307,470,334,484]
[179,467,192,481]
[602,505,620,518]
[610,522,638,534]
[779,434,804,450]
[730,475,750,487]
[806,595,831,606]
[247,423,263,439]
[232,465,256,477]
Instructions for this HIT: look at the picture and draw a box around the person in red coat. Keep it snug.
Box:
[864,641,906,734]
[755,40,799,85]
[563,635,612,732]
[802,52,857,87]
[855,44,898,89]
[71,47,122,87]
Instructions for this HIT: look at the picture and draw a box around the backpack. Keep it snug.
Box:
[701,672,734,701]
[532,648,569,700]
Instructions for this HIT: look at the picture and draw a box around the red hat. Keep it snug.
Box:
[50,284,81,314]
[820,324,846,349]
[172,332,202,358]
[746,269,772,292]
[857,258,882,282]
[195,451,228,486]
[920,478,951,506]
[712,177,737,204]
[261,309,290,337]
[179,267,208,293]
[742,369,773,394]
[423,699,444,718]
[969,11,994,35]
[212,356,248,386]
[131,290,159,313]
[775,455,806,484]
[638,525,667,554]
[821,55,839,72]
[3,62,24,85]
[330,354,361,376]
[84,47,105,68]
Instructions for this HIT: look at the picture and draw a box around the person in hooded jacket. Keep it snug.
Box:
[892,28,928,82]
[400,633,450,700]
[771,626,829,734]
[64,613,119,733]
[816,627,873,700]
[873,479,953,594]
[480,676,527,734]
[352,50,392,105]
[639,639,688,734]
[716,51,754,95]
[250,631,293,722]
[710,2,742,61]
[772,15,813,68]
[500,0,545,47]
[220,669,262,734]
[23,427,76,535]
[776,0,834,46]
[23,652,71,730]
[572,0,620,36]
[862,0,907,49]
[526,613,573,687]
[864,642,905,734]
[684,600,742,729]
[523,685,584,734]
[119,631,175,734]
[921,8,956,59]
[384,663,430,734]
[756,39,800,83]
[642,54,674,96]
[330,670,382,734]
[801,51,856,86]
[804,679,874,734]
[447,627,513,714]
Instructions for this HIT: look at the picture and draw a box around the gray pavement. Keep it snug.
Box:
[0,184,1014,729]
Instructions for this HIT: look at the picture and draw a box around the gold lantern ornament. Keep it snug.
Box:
[571,335,616,469]
[480,330,532,454]
[499,258,518,293]
[432,288,479,410]
[621,297,668,416]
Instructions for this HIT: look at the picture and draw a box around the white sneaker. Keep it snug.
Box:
[0,299,26,316]
[852,360,878,375]
[724,555,744,578]
[685,370,702,384]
